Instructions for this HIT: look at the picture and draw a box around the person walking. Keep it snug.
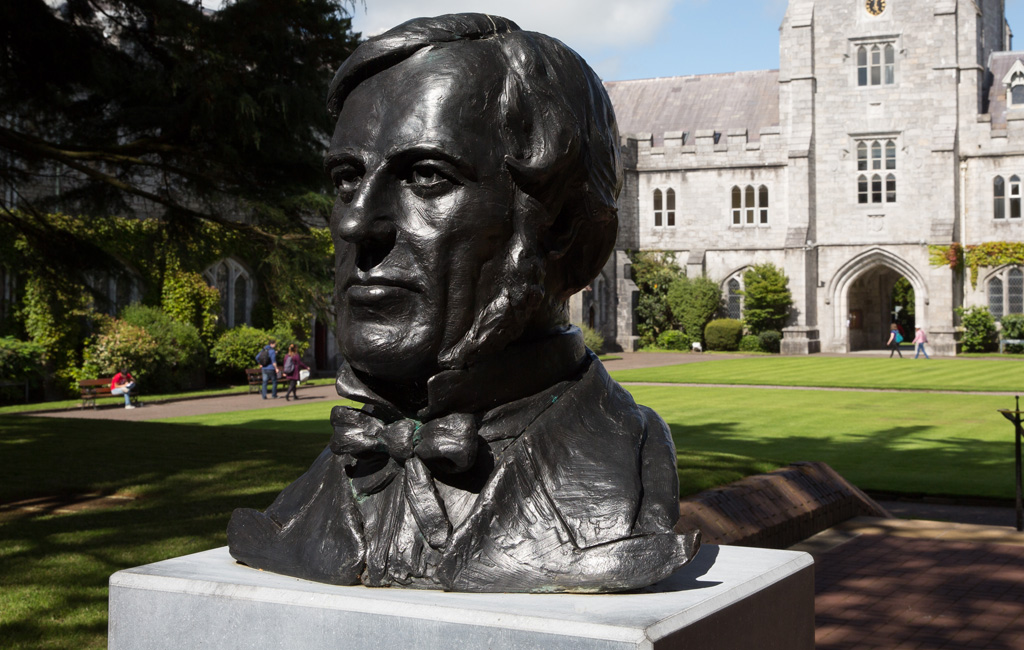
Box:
[887,323,903,358]
[281,343,309,401]
[913,327,930,359]
[256,339,280,399]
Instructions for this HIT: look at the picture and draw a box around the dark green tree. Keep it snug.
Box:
[741,263,792,334]
[0,0,358,326]
[630,251,684,347]
[666,275,722,342]
[890,276,915,333]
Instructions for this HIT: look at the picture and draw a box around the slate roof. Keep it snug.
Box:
[986,51,1024,128]
[603,70,780,145]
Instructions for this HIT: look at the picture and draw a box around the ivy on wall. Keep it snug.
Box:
[929,241,1024,288]
[0,211,333,397]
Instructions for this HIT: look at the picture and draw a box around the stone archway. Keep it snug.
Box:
[827,248,928,352]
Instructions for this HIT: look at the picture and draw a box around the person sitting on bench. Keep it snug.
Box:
[111,369,136,409]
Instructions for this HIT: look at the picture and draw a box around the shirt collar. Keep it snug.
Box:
[335,326,588,421]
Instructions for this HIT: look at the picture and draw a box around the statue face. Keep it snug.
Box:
[327,49,516,382]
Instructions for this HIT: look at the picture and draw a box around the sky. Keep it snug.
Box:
[340,0,1024,82]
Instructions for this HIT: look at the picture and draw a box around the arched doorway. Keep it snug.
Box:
[846,267,907,351]
[828,248,928,352]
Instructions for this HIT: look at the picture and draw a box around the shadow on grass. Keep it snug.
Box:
[0,415,330,650]
[672,420,785,496]
[668,418,1015,500]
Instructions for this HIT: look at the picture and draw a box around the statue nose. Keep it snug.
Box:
[334,177,397,271]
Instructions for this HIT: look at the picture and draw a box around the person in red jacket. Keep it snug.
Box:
[110,369,136,409]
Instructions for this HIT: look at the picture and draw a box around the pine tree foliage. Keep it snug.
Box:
[0,0,359,245]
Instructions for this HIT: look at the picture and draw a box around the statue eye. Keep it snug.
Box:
[332,164,362,202]
[406,162,457,196]
[411,168,443,185]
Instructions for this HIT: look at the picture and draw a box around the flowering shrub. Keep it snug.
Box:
[121,305,207,392]
[81,320,160,381]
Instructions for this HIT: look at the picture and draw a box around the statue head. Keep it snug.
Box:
[325,14,621,390]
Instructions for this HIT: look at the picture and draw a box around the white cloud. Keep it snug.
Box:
[350,0,675,51]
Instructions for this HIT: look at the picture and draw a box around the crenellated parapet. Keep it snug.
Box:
[621,126,787,172]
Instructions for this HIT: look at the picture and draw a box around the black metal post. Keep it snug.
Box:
[1000,396,1024,532]
[1016,396,1023,532]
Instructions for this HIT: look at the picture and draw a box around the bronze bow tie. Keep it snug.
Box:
[328,406,480,549]
[329,406,479,472]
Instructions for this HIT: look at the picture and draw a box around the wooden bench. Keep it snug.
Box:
[247,367,311,394]
[79,378,139,409]
[999,338,1024,354]
[246,367,263,393]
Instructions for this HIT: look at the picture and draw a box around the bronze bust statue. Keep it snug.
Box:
[227,13,700,593]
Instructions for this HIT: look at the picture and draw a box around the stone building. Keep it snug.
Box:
[575,0,1024,355]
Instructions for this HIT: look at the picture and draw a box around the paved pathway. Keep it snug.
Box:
[32,382,344,422]
[794,518,1024,650]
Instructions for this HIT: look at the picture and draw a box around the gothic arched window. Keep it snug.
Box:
[857,139,897,204]
[204,259,253,328]
[727,278,742,320]
[989,277,1005,319]
[986,267,1024,319]
[730,185,769,226]
[995,176,1006,220]
[857,42,896,86]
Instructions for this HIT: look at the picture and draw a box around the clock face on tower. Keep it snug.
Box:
[866,0,886,15]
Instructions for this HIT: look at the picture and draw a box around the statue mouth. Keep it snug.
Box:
[344,275,422,303]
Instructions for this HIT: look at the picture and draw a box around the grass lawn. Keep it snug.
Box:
[1,368,1018,649]
[0,413,336,650]
[610,356,1024,392]
[627,385,1019,500]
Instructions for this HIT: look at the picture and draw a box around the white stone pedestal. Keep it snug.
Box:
[109,545,813,650]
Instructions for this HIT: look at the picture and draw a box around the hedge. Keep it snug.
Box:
[705,319,743,351]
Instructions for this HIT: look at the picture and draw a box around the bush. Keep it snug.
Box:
[704,319,743,351]
[0,337,44,403]
[161,268,221,346]
[0,337,46,400]
[1000,314,1024,339]
[739,334,765,352]
[758,329,782,354]
[210,324,297,377]
[577,323,605,353]
[999,314,1024,353]
[742,263,792,334]
[957,306,997,352]
[666,276,722,342]
[0,337,46,382]
[657,329,692,351]
[121,305,207,392]
[81,320,160,382]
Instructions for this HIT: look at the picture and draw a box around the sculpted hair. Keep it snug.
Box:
[327,13,621,301]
